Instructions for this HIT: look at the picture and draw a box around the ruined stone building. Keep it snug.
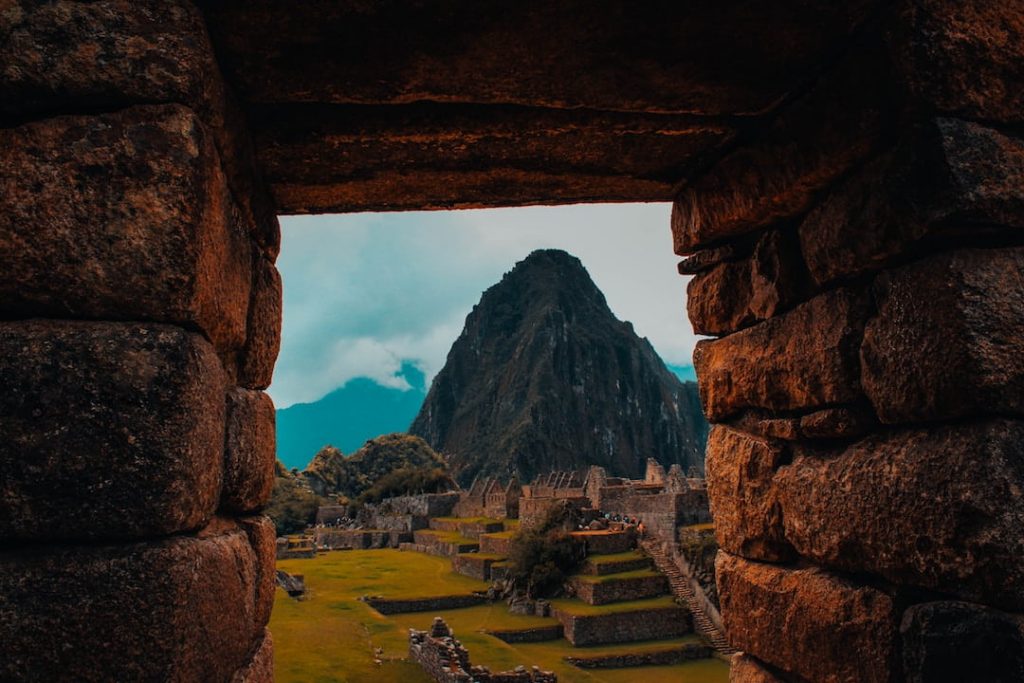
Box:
[2,2,1023,682]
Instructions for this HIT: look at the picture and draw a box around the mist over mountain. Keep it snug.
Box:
[410,249,708,485]
[275,362,427,470]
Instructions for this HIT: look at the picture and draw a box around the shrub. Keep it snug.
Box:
[506,502,585,598]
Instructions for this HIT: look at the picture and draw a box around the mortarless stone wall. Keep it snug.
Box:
[0,3,280,680]
[677,3,1024,680]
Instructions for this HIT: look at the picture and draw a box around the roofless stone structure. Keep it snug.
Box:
[1,1,1023,681]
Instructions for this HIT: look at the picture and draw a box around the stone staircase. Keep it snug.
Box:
[641,540,735,655]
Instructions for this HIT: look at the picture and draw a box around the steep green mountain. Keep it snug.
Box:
[275,362,427,469]
[410,249,709,485]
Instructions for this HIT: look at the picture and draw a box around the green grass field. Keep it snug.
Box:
[272,549,730,683]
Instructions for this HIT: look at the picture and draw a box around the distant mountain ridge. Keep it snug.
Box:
[275,362,426,469]
[410,249,708,485]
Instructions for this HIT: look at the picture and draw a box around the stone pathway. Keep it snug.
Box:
[640,540,735,656]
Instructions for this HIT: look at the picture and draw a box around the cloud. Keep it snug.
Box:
[268,204,699,408]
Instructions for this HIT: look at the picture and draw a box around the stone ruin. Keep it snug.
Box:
[453,476,521,519]
[409,617,557,683]
[3,2,1023,681]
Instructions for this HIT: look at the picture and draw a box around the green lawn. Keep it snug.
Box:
[271,549,729,683]
[550,595,681,616]
[587,550,647,564]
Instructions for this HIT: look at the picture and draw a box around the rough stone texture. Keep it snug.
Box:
[727,411,801,442]
[677,245,736,275]
[222,389,276,513]
[889,0,1024,123]
[799,118,1024,286]
[694,288,869,422]
[253,103,733,213]
[240,257,282,389]
[0,321,225,541]
[205,2,878,114]
[672,46,890,253]
[717,552,898,683]
[777,420,1024,610]
[237,516,277,635]
[232,629,274,683]
[570,573,668,606]
[687,229,810,336]
[861,248,1024,424]
[705,426,793,562]
[0,520,258,683]
[730,653,788,683]
[0,105,252,353]
[553,604,691,646]
[798,405,876,440]
[0,0,280,261]
[900,601,1024,683]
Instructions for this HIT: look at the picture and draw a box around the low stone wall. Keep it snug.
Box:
[580,556,651,576]
[479,533,514,555]
[569,529,634,555]
[409,617,557,682]
[364,594,488,615]
[518,497,588,529]
[485,625,565,643]
[571,574,668,605]
[451,554,500,581]
[314,528,411,550]
[460,520,505,540]
[275,537,315,559]
[565,643,711,669]
[552,605,691,646]
[413,530,480,556]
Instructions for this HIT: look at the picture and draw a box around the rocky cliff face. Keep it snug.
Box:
[410,249,707,485]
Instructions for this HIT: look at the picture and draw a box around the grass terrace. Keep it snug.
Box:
[587,551,647,565]
[572,569,664,584]
[272,549,729,683]
[549,595,680,616]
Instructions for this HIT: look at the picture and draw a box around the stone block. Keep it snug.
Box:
[717,552,898,683]
[232,629,274,683]
[730,653,787,683]
[797,405,876,440]
[222,389,276,513]
[240,257,283,389]
[861,248,1024,424]
[0,321,225,541]
[693,288,868,421]
[677,244,736,275]
[776,420,1024,610]
[0,0,280,261]
[0,521,258,682]
[889,0,1024,123]
[0,104,253,352]
[238,516,277,634]
[671,45,889,252]
[799,118,1024,286]
[687,229,810,336]
[705,426,793,562]
[900,601,1024,683]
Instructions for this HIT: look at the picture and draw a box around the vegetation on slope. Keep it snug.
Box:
[506,501,586,598]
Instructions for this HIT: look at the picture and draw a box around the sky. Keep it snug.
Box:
[268,203,699,409]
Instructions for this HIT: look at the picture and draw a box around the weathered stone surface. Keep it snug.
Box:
[232,629,274,683]
[238,516,277,634]
[717,552,898,683]
[862,248,1024,424]
[901,601,1024,683]
[254,103,733,213]
[0,0,279,260]
[777,421,1024,610]
[730,653,787,683]
[799,118,1024,286]
[0,105,253,352]
[798,405,876,440]
[205,2,878,114]
[705,426,793,562]
[0,521,258,682]
[694,288,868,421]
[240,257,283,389]
[222,389,276,513]
[0,321,225,541]
[727,411,800,441]
[688,229,810,336]
[672,46,889,253]
[889,0,1024,123]
[0,0,222,121]
[677,245,736,275]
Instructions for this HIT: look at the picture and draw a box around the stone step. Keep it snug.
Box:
[568,571,669,606]
[550,597,692,646]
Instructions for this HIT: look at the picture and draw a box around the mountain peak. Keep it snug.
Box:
[411,251,707,485]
